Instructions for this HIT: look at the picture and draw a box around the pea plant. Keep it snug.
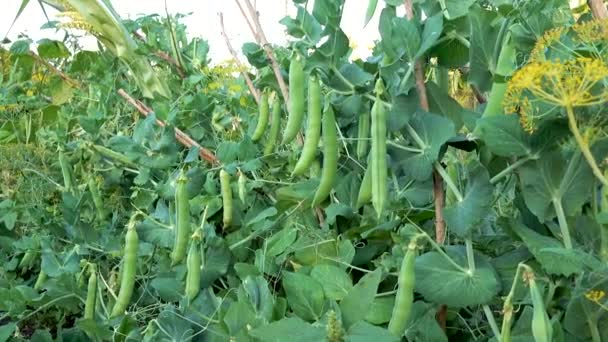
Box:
[1,0,608,341]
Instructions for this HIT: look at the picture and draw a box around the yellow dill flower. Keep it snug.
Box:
[530,27,567,61]
[504,57,608,131]
[56,11,96,33]
[585,290,606,302]
[573,19,608,43]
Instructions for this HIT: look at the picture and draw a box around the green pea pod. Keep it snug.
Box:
[371,79,387,218]
[529,274,553,342]
[252,91,270,141]
[171,171,190,266]
[283,53,305,144]
[292,74,322,176]
[356,165,372,208]
[185,231,202,302]
[238,172,247,203]
[87,175,107,221]
[388,239,417,337]
[312,105,338,206]
[220,170,233,228]
[58,150,74,193]
[356,111,370,160]
[110,217,139,318]
[264,93,282,155]
[84,264,97,320]
[34,270,47,290]
[19,249,36,272]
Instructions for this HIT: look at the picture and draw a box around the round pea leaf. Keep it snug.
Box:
[415,246,501,307]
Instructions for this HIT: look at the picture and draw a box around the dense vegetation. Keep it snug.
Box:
[1,0,608,341]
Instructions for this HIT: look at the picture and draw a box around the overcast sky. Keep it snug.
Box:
[1,0,382,63]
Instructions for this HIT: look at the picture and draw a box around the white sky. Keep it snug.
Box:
[1,0,381,63]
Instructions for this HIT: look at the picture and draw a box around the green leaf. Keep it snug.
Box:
[364,0,379,27]
[404,301,448,342]
[249,317,326,342]
[37,39,70,59]
[519,150,593,221]
[469,7,500,92]
[282,272,326,321]
[364,296,395,325]
[415,246,501,307]
[416,14,443,59]
[239,276,275,321]
[338,64,373,87]
[340,268,382,329]
[310,264,353,300]
[387,92,417,132]
[224,301,256,336]
[379,7,420,62]
[442,0,476,19]
[426,82,466,130]
[474,115,532,157]
[507,219,595,276]
[265,227,298,257]
[0,322,16,342]
[280,6,322,43]
[443,161,493,237]
[394,111,455,181]
[346,321,399,342]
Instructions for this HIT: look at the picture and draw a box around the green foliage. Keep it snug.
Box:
[1,0,608,340]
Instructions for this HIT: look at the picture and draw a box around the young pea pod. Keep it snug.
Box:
[87,175,107,221]
[356,164,372,208]
[528,270,553,342]
[84,264,97,320]
[371,79,387,218]
[312,105,338,206]
[252,91,270,141]
[387,238,417,337]
[110,217,139,318]
[185,230,202,302]
[292,74,322,176]
[238,171,247,203]
[283,53,305,144]
[34,270,47,290]
[264,94,282,155]
[220,170,233,228]
[171,171,190,266]
[356,111,370,160]
[59,150,75,193]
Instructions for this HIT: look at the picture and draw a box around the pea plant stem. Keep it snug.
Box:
[489,155,536,184]
[483,305,502,341]
[565,105,608,188]
[435,162,463,202]
[552,197,573,249]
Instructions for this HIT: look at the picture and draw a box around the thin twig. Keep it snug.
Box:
[219,12,261,104]
[235,0,303,146]
[29,52,80,88]
[239,0,290,103]
[588,0,608,19]
[234,0,257,38]
[132,31,186,79]
[117,89,218,165]
[405,0,448,332]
